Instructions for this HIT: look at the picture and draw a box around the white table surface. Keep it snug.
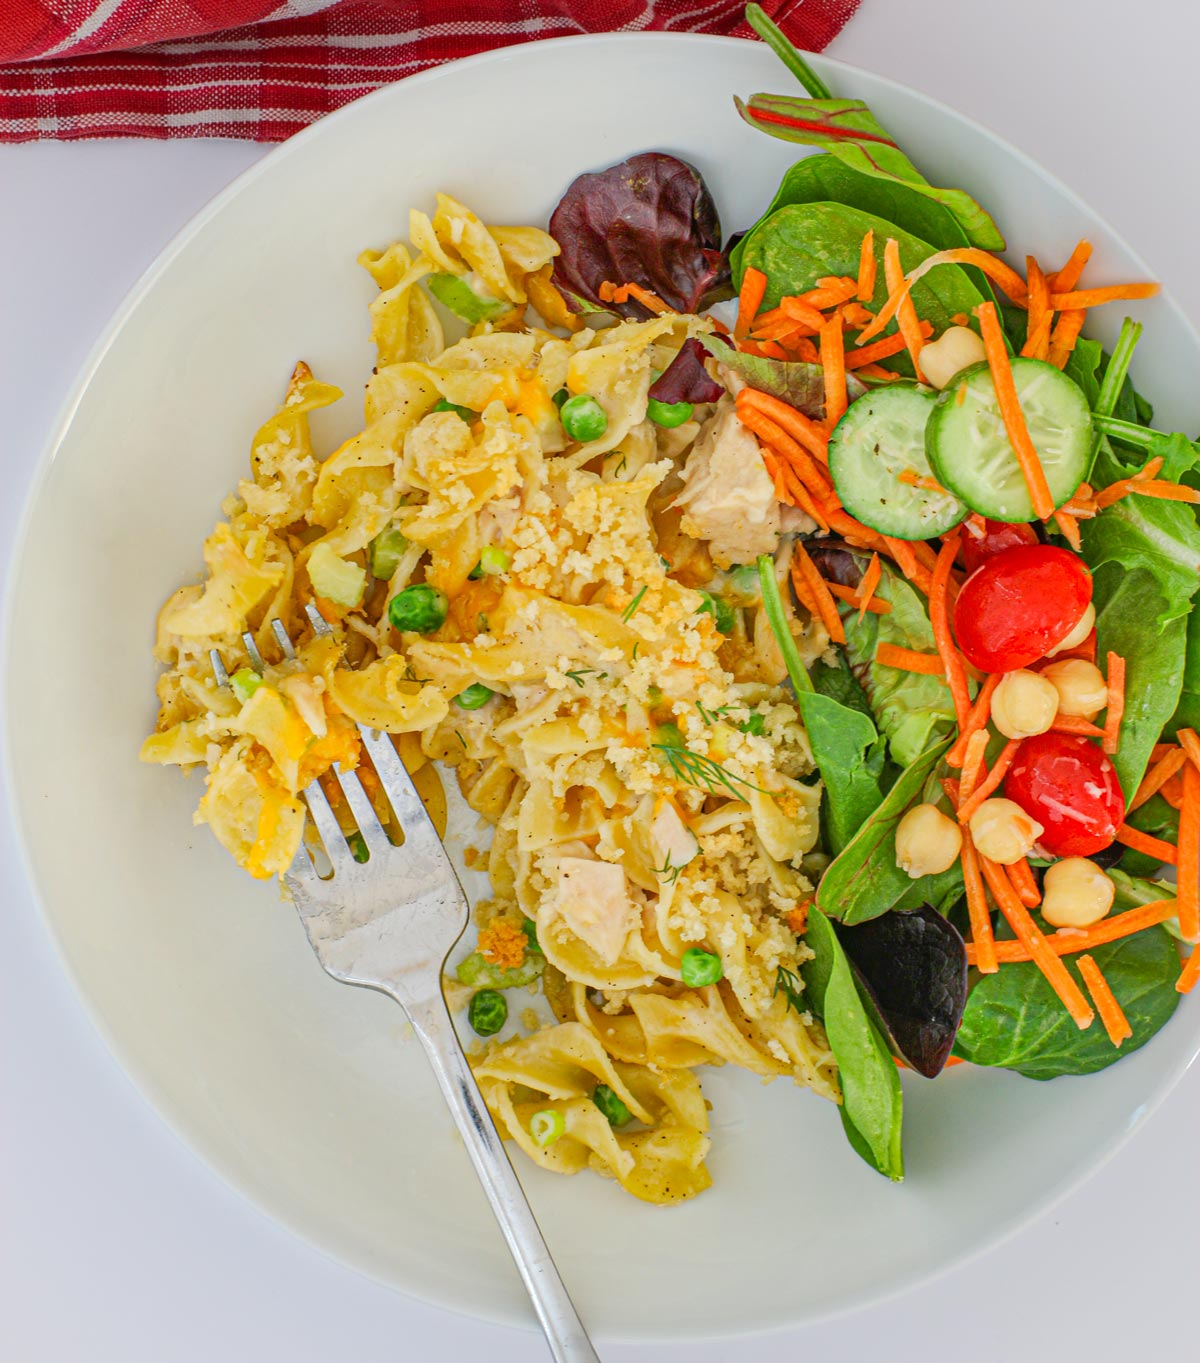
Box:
[3,2,1198,1359]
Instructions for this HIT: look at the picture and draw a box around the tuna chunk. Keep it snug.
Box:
[554,856,636,965]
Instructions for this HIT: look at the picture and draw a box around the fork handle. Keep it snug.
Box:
[404,994,602,1363]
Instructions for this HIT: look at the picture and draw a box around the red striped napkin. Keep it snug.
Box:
[0,0,859,142]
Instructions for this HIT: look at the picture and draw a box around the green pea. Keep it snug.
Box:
[592,1084,632,1128]
[653,721,686,750]
[368,526,409,580]
[348,832,369,864]
[737,713,766,736]
[455,683,493,710]
[647,397,694,428]
[680,948,723,987]
[530,1109,565,1148]
[696,591,736,634]
[387,583,448,634]
[230,667,262,704]
[560,393,609,442]
[432,397,478,423]
[468,989,508,1037]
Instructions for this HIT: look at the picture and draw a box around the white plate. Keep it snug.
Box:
[4,33,1196,1341]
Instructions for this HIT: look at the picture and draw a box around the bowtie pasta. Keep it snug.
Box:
[142,191,838,1204]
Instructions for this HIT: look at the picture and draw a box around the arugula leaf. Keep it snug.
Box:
[953,924,1180,1078]
[737,204,987,372]
[801,904,904,1180]
[1090,564,1189,799]
[796,692,886,855]
[841,561,957,768]
[817,738,953,926]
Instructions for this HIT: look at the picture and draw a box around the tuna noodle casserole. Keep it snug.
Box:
[141,193,838,1204]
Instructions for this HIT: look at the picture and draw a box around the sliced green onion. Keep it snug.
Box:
[230,667,263,704]
[468,989,507,1037]
[427,272,510,323]
[432,397,479,423]
[757,553,813,694]
[530,1109,566,1148]
[521,917,543,955]
[591,1084,632,1127]
[680,947,723,987]
[455,683,493,710]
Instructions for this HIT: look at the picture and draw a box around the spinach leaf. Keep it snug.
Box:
[817,738,953,925]
[1175,607,1200,733]
[841,560,957,768]
[796,692,886,856]
[735,9,1003,251]
[1117,794,1180,878]
[1089,563,1189,799]
[738,204,986,366]
[801,904,904,1180]
[953,925,1180,1078]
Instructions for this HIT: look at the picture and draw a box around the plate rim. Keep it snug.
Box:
[4,30,1200,1341]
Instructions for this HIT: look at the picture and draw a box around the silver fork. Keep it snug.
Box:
[212,604,600,1362]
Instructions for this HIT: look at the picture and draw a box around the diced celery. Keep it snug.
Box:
[230,668,262,704]
[368,526,408,580]
[308,542,366,607]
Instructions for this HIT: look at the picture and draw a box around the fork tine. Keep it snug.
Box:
[305,602,333,638]
[241,631,265,671]
[271,618,297,660]
[357,726,445,854]
[209,648,231,688]
[330,764,390,853]
[302,778,350,862]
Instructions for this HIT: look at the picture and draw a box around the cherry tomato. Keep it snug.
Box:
[1004,732,1125,857]
[960,519,1039,576]
[953,544,1092,673]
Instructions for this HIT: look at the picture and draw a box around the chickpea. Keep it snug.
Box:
[1045,602,1096,658]
[918,325,988,389]
[968,798,1044,865]
[895,802,963,878]
[1042,658,1108,718]
[1042,857,1116,928]
[991,669,1059,740]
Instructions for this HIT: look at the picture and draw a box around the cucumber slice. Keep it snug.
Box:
[828,386,967,541]
[926,359,1093,521]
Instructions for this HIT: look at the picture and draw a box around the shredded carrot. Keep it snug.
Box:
[826,581,891,614]
[882,535,920,580]
[841,301,876,328]
[1096,478,1200,510]
[1077,954,1133,1046]
[857,362,904,381]
[1008,857,1042,909]
[884,237,926,380]
[1047,308,1087,369]
[977,300,1055,520]
[1177,760,1200,943]
[1021,256,1051,360]
[1131,747,1187,812]
[1177,946,1200,994]
[845,324,932,369]
[961,834,998,973]
[1053,510,1082,551]
[1049,239,1092,293]
[941,776,961,807]
[856,552,883,623]
[1102,652,1126,754]
[789,561,817,614]
[966,898,1177,966]
[1133,456,1165,482]
[735,267,768,338]
[1153,742,1180,761]
[736,404,834,498]
[930,536,971,730]
[951,311,971,327]
[1049,283,1160,310]
[598,280,671,315]
[761,446,789,503]
[1049,715,1107,738]
[1115,823,1178,866]
[782,335,822,363]
[819,314,848,429]
[798,280,858,310]
[898,468,948,493]
[1178,728,1200,773]
[737,338,789,360]
[957,740,1022,825]
[948,673,1001,767]
[958,730,990,806]
[1160,773,1186,810]
[856,229,877,302]
[793,542,846,645]
[736,388,830,462]
[980,858,1095,1028]
[875,643,944,675]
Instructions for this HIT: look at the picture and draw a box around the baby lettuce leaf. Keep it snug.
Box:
[796,692,886,856]
[548,153,731,318]
[1108,866,1179,916]
[841,561,957,768]
[647,337,724,404]
[801,904,904,1180]
[700,333,828,417]
[837,906,969,1077]
[811,648,874,720]
[817,738,953,926]
[953,924,1180,1078]
[1090,564,1188,800]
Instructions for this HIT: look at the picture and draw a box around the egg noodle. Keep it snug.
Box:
[141,193,838,1204]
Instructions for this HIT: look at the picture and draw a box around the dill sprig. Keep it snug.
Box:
[651,853,684,884]
[621,585,649,622]
[651,743,765,799]
[775,965,806,1015]
[564,667,607,687]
